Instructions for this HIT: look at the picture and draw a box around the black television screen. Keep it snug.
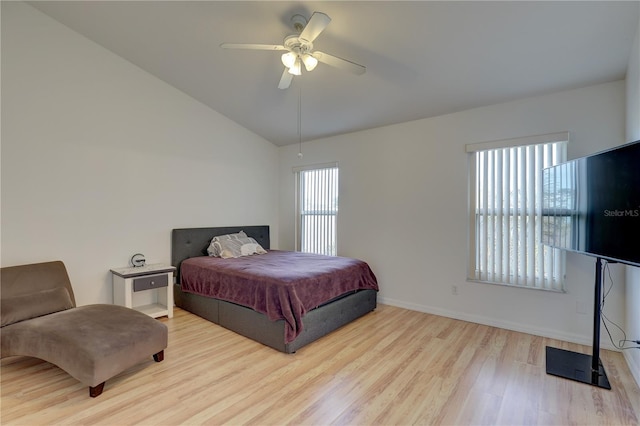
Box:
[542,140,640,267]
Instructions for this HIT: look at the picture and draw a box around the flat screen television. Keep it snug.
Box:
[542,140,640,267]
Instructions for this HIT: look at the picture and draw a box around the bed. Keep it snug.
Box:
[171,226,378,353]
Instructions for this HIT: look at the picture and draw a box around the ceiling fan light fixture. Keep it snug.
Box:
[301,54,318,71]
[222,11,366,89]
[281,51,297,68]
[288,57,302,76]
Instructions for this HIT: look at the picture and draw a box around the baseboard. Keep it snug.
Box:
[623,351,640,389]
[377,296,618,351]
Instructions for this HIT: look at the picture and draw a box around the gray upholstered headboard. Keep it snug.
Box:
[171,226,270,282]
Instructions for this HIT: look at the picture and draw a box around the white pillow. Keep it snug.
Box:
[218,237,267,259]
[207,231,248,257]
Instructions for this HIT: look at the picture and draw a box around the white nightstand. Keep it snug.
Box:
[111,263,175,319]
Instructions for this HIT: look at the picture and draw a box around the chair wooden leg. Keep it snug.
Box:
[89,382,105,398]
[153,350,164,362]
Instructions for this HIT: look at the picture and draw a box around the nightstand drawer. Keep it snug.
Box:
[133,274,168,292]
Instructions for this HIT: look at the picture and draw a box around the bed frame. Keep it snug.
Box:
[171,226,377,353]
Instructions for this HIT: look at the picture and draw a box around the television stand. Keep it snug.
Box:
[545,257,611,389]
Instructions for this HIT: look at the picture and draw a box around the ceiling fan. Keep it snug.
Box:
[220,12,366,89]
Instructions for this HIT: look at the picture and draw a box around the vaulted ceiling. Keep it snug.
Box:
[30,1,640,146]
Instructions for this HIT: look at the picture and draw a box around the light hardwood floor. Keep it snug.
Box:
[2,305,639,425]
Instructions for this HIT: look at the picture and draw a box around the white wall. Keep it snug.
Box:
[624,21,640,386]
[279,80,627,349]
[1,2,279,305]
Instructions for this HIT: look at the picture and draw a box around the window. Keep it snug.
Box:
[466,132,568,291]
[294,163,339,256]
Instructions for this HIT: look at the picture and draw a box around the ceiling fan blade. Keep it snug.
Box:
[220,43,287,51]
[278,68,293,89]
[299,12,331,43]
[312,51,366,75]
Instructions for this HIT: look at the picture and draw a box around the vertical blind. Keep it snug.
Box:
[295,164,338,256]
[467,134,568,291]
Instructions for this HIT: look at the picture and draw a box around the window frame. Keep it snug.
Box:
[466,132,569,291]
[293,162,339,256]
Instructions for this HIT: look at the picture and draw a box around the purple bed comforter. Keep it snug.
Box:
[180,250,379,343]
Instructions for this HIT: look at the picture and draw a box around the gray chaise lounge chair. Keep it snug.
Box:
[1,260,168,397]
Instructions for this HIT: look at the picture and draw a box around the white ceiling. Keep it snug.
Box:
[29,1,639,146]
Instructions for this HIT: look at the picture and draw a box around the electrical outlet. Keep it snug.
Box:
[451,285,458,296]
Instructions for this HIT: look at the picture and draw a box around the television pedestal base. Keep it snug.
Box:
[545,257,611,390]
[545,346,611,389]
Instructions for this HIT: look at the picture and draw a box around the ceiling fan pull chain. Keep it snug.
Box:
[298,87,303,158]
